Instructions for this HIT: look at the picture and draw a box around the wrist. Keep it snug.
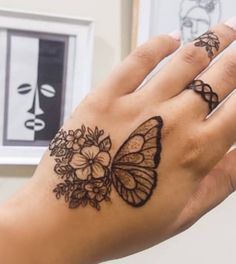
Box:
[0,175,99,264]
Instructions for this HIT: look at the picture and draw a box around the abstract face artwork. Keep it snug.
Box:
[17,82,56,132]
[4,31,68,146]
[179,0,221,43]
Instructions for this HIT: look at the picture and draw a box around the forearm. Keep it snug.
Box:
[0,150,184,264]
[0,157,98,264]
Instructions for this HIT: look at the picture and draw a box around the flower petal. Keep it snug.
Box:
[70,153,87,169]
[66,141,73,149]
[96,151,111,166]
[88,191,96,199]
[66,135,74,141]
[81,146,100,159]
[75,166,91,180]
[78,137,85,146]
[73,143,80,151]
[95,181,103,188]
[72,190,85,199]
[85,183,94,192]
[92,162,105,178]
[96,193,104,202]
[74,129,82,138]
[100,186,107,195]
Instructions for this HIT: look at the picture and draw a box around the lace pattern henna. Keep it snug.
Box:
[49,117,163,210]
[194,31,220,60]
[186,80,219,112]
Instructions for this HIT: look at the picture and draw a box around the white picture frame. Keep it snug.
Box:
[0,8,94,165]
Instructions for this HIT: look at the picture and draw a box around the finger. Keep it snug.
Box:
[200,91,236,156]
[179,45,236,118]
[100,32,181,97]
[175,148,236,233]
[143,18,236,101]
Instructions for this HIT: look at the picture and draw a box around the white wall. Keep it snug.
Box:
[1,1,236,264]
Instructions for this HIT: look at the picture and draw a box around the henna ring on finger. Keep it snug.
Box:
[186,80,219,113]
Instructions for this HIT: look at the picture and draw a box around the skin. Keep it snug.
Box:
[1,21,236,263]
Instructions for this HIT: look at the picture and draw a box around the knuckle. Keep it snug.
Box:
[131,46,157,67]
[79,92,112,114]
[152,34,175,48]
[222,54,236,80]
[180,43,209,66]
[131,34,177,67]
[180,133,205,169]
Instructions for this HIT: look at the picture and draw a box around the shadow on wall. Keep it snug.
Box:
[0,165,35,202]
[120,0,132,58]
[92,36,115,87]
[92,0,132,87]
[0,165,35,177]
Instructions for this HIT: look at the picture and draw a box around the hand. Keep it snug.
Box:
[2,19,236,264]
[174,147,236,234]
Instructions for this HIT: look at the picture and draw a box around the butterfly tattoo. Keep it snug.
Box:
[49,116,163,210]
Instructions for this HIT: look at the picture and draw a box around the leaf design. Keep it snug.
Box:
[99,136,112,151]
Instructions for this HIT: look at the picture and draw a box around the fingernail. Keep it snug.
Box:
[224,16,236,31]
[169,30,182,41]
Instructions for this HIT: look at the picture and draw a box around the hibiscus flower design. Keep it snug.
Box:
[70,145,111,180]
[65,129,85,151]
[85,181,108,202]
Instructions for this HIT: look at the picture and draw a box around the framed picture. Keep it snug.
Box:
[133,0,235,46]
[0,9,94,165]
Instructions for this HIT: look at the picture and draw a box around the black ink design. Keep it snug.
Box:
[18,83,56,132]
[49,117,163,210]
[194,31,220,59]
[186,79,219,112]
[4,34,68,147]
[179,0,221,43]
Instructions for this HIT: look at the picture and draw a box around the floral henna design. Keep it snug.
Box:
[194,31,220,60]
[49,117,163,210]
[49,126,112,210]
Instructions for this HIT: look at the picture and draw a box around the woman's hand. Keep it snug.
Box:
[2,19,236,264]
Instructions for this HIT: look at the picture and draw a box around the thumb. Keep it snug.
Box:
[175,148,236,232]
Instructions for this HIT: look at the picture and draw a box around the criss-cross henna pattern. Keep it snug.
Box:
[194,31,220,60]
[186,80,219,112]
[49,117,163,210]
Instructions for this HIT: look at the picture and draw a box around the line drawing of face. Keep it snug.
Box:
[17,82,56,132]
[181,7,210,42]
[179,0,221,43]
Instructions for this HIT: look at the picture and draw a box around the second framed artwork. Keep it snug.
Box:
[0,9,94,164]
[133,0,236,46]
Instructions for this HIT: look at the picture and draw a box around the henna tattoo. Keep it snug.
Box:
[49,117,163,210]
[186,79,219,112]
[194,31,220,60]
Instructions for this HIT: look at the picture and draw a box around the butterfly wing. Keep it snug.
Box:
[111,116,163,207]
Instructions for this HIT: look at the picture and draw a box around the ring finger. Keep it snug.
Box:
[180,43,236,119]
